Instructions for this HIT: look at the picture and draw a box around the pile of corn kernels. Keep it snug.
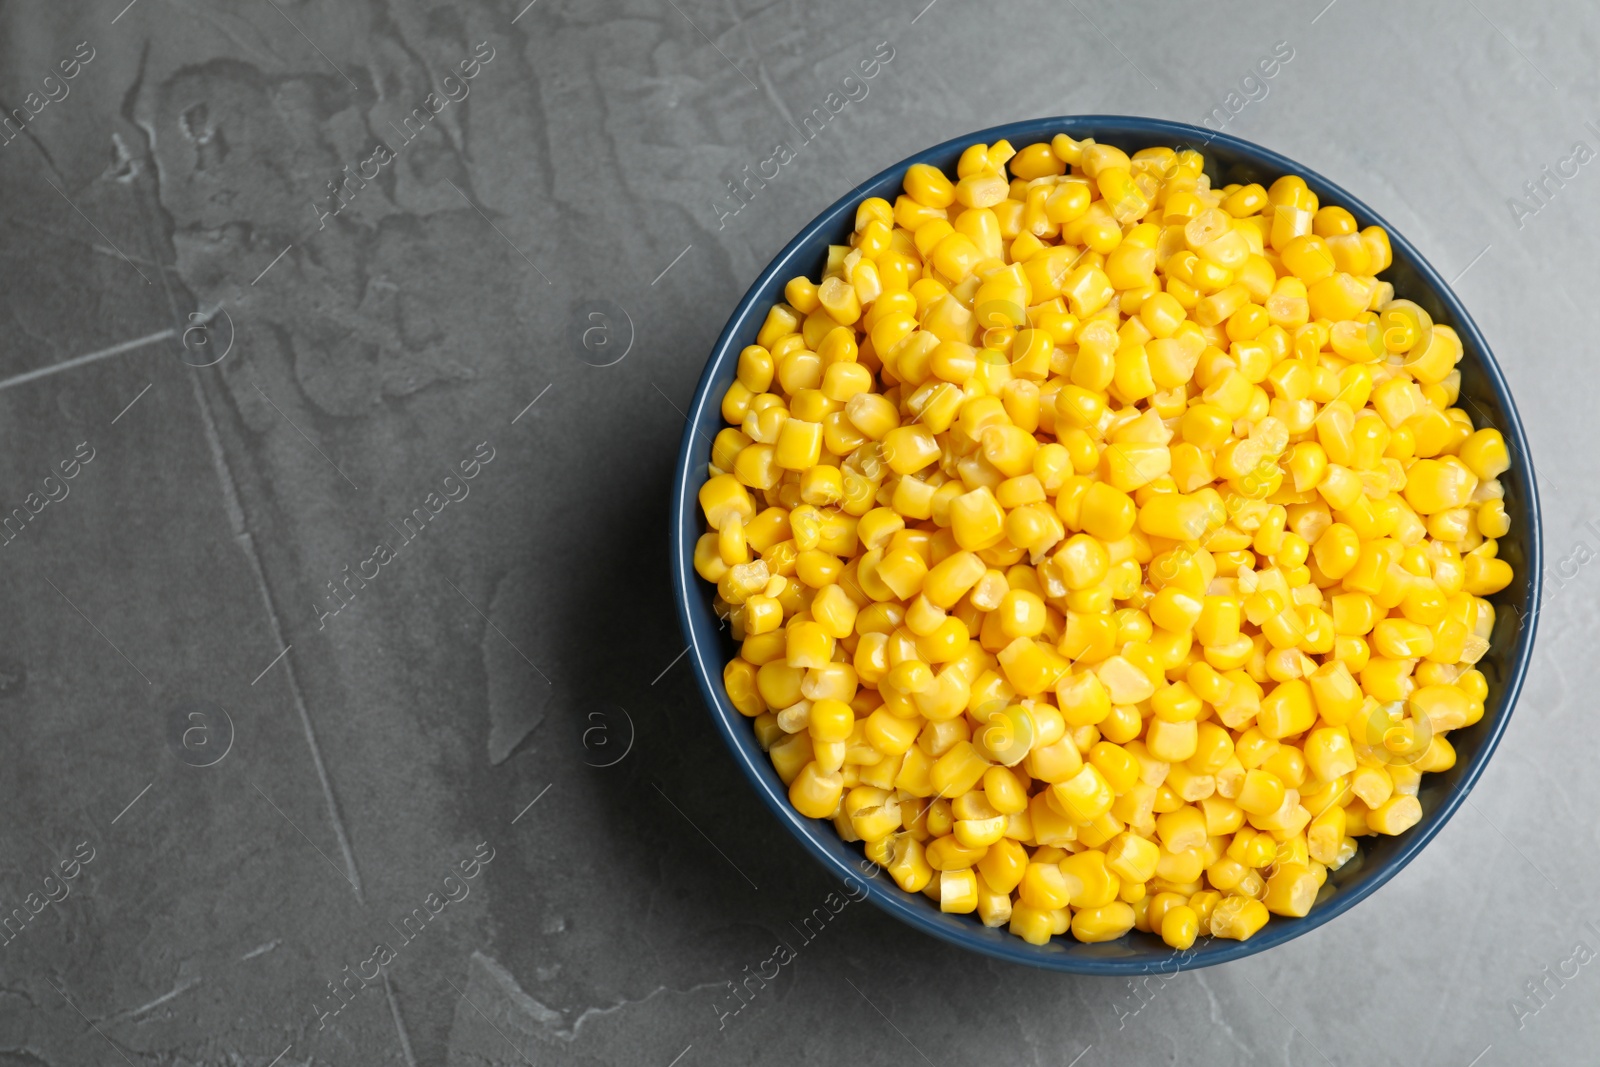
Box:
[692,134,1514,950]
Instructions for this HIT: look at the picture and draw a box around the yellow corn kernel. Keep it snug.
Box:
[1018,860,1072,910]
[892,745,935,800]
[809,697,855,744]
[925,832,986,871]
[1413,735,1456,773]
[1071,483,1133,543]
[930,740,991,798]
[785,620,834,669]
[1106,243,1158,292]
[846,786,902,841]
[1160,904,1200,949]
[695,529,734,584]
[1222,825,1260,870]
[1200,795,1244,837]
[1008,903,1055,945]
[1306,802,1347,862]
[1138,493,1213,541]
[1309,520,1358,579]
[1302,725,1356,782]
[1463,553,1514,595]
[1210,895,1270,940]
[1347,763,1392,809]
[1156,805,1208,853]
[1089,741,1142,794]
[967,770,1024,823]
[904,162,957,208]
[1154,843,1205,884]
[816,275,861,325]
[875,543,927,599]
[723,658,767,719]
[1257,678,1315,739]
[1195,595,1243,648]
[1189,890,1225,927]
[911,551,977,609]
[1373,618,1434,659]
[801,579,854,637]
[714,424,754,474]
[699,473,755,530]
[1404,457,1478,514]
[1236,769,1286,816]
[1152,681,1203,723]
[1091,654,1153,705]
[742,592,782,634]
[1224,827,1269,868]
[1184,662,1230,708]
[789,762,843,818]
[880,424,941,476]
[965,840,1026,902]
[950,487,1008,550]
[939,868,980,913]
[1050,765,1115,822]
[1072,902,1136,943]
[1062,264,1116,319]
[1050,668,1109,728]
[1144,890,1187,935]
[887,836,934,892]
[1260,745,1307,791]
[1100,440,1170,491]
[1105,831,1161,883]
[1059,848,1120,908]
[1476,499,1510,539]
[1458,427,1510,481]
[1052,533,1110,589]
[987,634,1060,694]
[844,392,899,442]
[1367,794,1423,835]
[1262,862,1320,917]
[864,713,915,764]
[1146,719,1199,763]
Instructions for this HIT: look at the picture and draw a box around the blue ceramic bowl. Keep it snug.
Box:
[670,116,1541,974]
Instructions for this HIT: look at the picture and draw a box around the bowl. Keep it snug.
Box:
[670,116,1541,973]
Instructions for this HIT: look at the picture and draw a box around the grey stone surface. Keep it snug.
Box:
[0,0,1586,1064]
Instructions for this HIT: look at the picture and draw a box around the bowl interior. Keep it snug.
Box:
[671,116,1541,973]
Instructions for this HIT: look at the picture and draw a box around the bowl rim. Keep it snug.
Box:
[670,114,1543,974]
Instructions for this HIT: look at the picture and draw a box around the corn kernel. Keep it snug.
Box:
[1367,794,1423,835]
[1210,895,1271,940]
[1262,862,1320,917]
[1072,902,1136,943]
[940,868,980,913]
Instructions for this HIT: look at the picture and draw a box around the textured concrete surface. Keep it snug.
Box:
[0,0,1589,1064]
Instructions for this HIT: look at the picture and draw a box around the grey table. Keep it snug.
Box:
[0,1,1586,1064]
